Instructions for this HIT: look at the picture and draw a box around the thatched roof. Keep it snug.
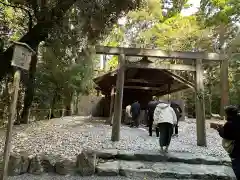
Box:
[94,58,194,96]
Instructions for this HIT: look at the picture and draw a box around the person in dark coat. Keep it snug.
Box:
[214,105,240,180]
[147,97,159,136]
[170,102,182,136]
[130,100,141,128]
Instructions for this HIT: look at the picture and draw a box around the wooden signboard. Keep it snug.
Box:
[11,42,34,70]
[1,42,35,180]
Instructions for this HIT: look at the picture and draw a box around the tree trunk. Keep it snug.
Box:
[74,94,79,114]
[0,77,10,120]
[65,102,72,116]
[220,60,229,116]
[64,94,73,116]
[49,91,58,119]
[20,47,38,124]
[219,24,229,117]
[0,0,77,80]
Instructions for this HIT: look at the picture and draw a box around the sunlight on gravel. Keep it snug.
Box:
[0,116,228,159]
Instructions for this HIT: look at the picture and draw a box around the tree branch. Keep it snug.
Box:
[0,1,33,30]
[0,0,77,80]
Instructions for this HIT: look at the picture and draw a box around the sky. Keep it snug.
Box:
[181,0,201,16]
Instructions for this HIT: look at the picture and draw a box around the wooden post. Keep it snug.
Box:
[109,87,115,125]
[2,70,21,180]
[111,54,125,141]
[195,59,206,146]
[167,83,171,102]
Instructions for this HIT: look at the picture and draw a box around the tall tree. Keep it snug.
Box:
[1,0,142,123]
[199,0,240,116]
[0,0,142,80]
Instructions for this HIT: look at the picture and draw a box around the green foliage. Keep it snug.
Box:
[35,44,94,110]
[200,0,239,25]
[0,1,30,49]
[128,0,164,22]
[33,11,95,110]
[108,56,119,69]
[102,0,240,116]
[229,54,240,104]
[0,0,239,120]
[142,15,213,51]
[103,25,124,47]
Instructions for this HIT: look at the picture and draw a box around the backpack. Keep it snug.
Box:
[171,103,182,119]
[222,138,235,154]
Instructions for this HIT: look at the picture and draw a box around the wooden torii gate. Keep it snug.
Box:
[94,46,223,146]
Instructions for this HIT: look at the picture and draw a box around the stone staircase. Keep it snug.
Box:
[94,149,236,179]
[3,149,236,179]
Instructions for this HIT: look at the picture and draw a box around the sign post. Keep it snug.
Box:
[1,42,35,180]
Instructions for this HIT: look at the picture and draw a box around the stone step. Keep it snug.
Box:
[96,160,236,179]
[95,149,231,166]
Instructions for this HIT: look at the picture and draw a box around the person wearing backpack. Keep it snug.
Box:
[170,101,182,136]
[147,97,159,136]
[213,105,240,180]
[130,100,141,128]
[153,101,177,153]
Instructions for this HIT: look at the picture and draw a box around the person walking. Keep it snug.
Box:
[147,97,159,136]
[212,105,240,180]
[130,100,141,128]
[170,101,182,136]
[153,101,177,153]
[125,104,132,125]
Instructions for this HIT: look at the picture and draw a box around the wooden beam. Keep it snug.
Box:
[125,63,196,71]
[153,85,188,96]
[95,46,222,61]
[162,70,195,89]
[195,59,206,146]
[125,79,170,85]
[124,85,166,91]
[111,54,125,142]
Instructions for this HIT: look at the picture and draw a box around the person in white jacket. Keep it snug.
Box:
[153,101,177,153]
[125,104,132,125]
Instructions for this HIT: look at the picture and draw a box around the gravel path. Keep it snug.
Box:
[8,174,196,180]
[0,116,228,159]
[8,174,131,180]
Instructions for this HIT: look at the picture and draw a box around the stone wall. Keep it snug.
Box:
[4,149,233,178]
[6,150,96,176]
[77,95,110,117]
[77,95,186,122]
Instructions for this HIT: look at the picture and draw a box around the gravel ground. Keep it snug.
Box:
[0,116,228,159]
[8,174,132,180]
[8,174,196,180]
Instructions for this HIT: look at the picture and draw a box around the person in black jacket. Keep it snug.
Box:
[170,102,182,136]
[130,100,141,128]
[147,97,159,136]
[214,105,240,180]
